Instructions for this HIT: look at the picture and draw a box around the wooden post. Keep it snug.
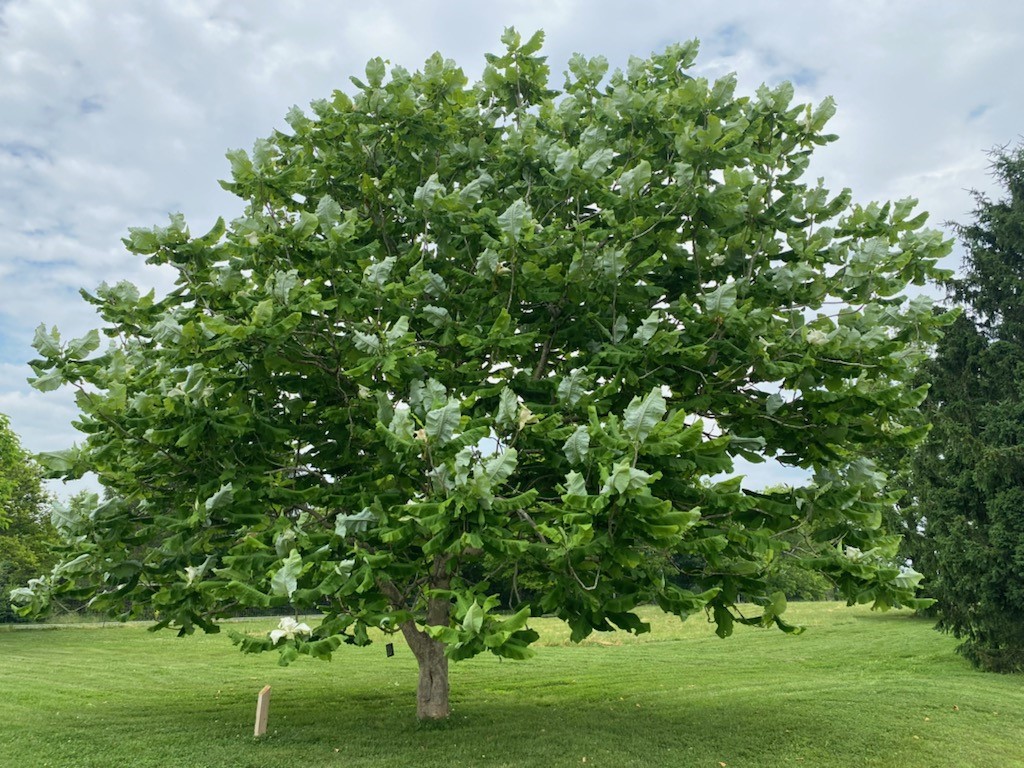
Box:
[254,685,271,737]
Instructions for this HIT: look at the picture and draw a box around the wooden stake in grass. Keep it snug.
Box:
[254,685,271,737]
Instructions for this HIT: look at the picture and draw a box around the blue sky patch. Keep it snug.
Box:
[967,103,989,121]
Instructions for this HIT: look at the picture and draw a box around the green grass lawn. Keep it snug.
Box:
[1,602,1022,767]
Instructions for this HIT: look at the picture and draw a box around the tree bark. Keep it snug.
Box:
[382,558,452,720]
[401,622,450,720]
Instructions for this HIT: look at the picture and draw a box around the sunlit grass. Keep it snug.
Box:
[2,602,1023,767]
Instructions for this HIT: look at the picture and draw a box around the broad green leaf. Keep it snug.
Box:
[363,255,396,288]
[459,173,492,205]
[497,198,533,243]
[495,387,519,426]
[602,461,654,495]
[388,408,414,441]
[32,324,61,357]
[632,311,660,345]
[291,210,319,239]
[425,398,461,444]
[315,195,342,226]
[766,393,784,415]
[553,147,577,179]
[251,300,274,327]
[564,470,588,498]
[385,315,410,344]
[29,371,63,392]
[204,483,234,512]
[365,56,386,87]
[414,173,445,210]
[611,314,628,343]
[623,387,667,443]
[334,508,377,537]
[562,426,590,466]
[475,248,499,276]
[702,282,737,315]
[35,448,79,474]
[410,378,447,414]
[353,330,380,353]
[582,148,614,177]
[616,159,651,198]
[557,368,590,407]
[66,329,100,360]
[475,448,518,490]
[810,96,837,131]
[463,600,484,634]
[270,549,302,598]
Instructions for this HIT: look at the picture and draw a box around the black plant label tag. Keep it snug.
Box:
[385,642,395,657]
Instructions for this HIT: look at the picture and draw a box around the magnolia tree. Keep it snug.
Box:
[19,31,951,720]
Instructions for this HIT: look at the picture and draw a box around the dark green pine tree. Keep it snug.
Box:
[908,144,1024,672]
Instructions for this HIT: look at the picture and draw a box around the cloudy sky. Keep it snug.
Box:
[1,0,1022,495]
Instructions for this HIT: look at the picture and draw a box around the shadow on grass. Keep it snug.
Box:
[39,682,868,768]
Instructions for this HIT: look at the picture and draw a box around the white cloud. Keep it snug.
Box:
[1,0,1022,498]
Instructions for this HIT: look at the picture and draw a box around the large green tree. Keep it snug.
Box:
[904,144,1024,672]
[0,413,57,622]
[18,32,951,719]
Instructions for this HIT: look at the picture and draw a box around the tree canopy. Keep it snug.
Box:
[903,144,1024,672]
[0,413,57,622]
[18,31,952,718]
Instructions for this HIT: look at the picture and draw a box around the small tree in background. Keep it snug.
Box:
[905,144,1024,672]
[0,413,57,622]
[19,31,951,719]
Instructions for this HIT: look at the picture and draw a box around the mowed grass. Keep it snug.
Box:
[1,603,1023,768]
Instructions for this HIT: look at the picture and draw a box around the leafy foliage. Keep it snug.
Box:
[904,144,1024,672]
[19,31,951,711]
[0,413,57,621]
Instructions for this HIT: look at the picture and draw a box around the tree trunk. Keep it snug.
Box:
[383,558,452,721]
[401,621,450,720]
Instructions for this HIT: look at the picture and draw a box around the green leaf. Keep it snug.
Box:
[611,314,628,343]
[32,324,61,358]
[562,426,590,466]
[582,148,615,177]
[291,211,319,239]
[464,600,485,634]
[270,549,302,598]
[497,198,533,243]
[388,408,414,441]
[425,398,461,444]
[810,96,837,131]
[564,470,588,498]
[204,483,234,512]
[766,393,784,415]
[66,329,100,360]
[632,311,660,345]
[702,282,737,315]
[28,371,63,392]
[557,368,590,407]
[365,56,386,87]
[385,316,410,344]
[476,248,499,276]
[616,159,651,198]
[475,448,518,492]
[413,173,445,211]
[315,195,342,226]
[623,387,667,444]
[495,387,519,426]
[334,508,377,537]
[353,330,380,353]
[459,173,493,205]
[363,256,396,288]
[35,447,80,474]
